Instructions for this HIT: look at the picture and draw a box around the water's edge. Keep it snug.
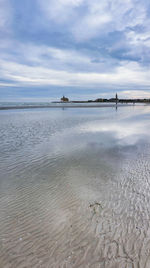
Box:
[0,103,145,110]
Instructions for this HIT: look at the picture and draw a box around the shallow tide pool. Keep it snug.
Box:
[0,106,150,268]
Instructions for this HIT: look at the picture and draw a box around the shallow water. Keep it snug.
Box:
[0,106,150,268]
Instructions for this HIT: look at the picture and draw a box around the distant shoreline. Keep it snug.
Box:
[0,103,147,110]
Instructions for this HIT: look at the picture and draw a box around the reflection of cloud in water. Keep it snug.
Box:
[78,111,150,146]
[33,106,150,163]
[1,106,150,267]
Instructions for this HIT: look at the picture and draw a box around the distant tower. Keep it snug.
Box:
[115,93,118,105]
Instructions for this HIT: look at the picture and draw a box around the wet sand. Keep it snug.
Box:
[0,106,150,267]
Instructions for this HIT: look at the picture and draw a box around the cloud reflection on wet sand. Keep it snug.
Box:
[0,106,150,267]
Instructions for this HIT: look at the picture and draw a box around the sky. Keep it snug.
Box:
[0,0,150,101]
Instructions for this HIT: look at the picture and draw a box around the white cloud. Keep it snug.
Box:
[20,44,90,66]
[1,54,150,92]
[38,0,148,41]
[0,42,116,73]
[126,30,150,48]
[0,0,150,99]
[119,90,150,99]
[38,0,83,24]
[72,12,111,41]
[0,0,12,32]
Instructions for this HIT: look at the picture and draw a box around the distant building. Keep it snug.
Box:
[61,96,69,102]
[95,98,104,102]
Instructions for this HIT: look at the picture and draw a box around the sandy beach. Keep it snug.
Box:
[0,105,150,267]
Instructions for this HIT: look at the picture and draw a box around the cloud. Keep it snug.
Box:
[38,0,148,41]
[0,0,12,33]
[0,41,118,74]
[38,0,83,23]
[0,0,150,100]
[1,45,150,92]
[119,90,150,99]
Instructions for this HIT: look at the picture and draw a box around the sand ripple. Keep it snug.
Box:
[1,107,150,267]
